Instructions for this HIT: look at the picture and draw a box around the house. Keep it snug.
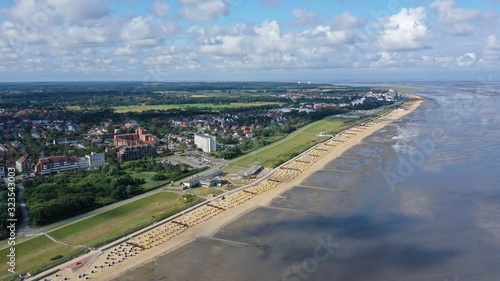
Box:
[181,179,199,188]
[53,137,83,145]
[5,158,16,167]
[16,156,33,173]
[0,166,5,178]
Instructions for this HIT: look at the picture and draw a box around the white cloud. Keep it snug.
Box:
[485,35,500,51]
[292,9,320,26]
[120,16,178,47]
[56,0,110,23]
[301,25,354,46]
[456,52,477,67]
[430,0,481,24]
[0,0,39,25]
[178,0,230,21]
[114,46,138,56]
[0,0,110,26]
[430,0,483,35]
[378,7,429,51]
[58,25,114,47]
[481,34,500,63]
[259,0,282,8]
[0,0,497,80]
[127,58,139,65]
[331,12,365,30]
[152,0,170,18]
[194,20,358,71]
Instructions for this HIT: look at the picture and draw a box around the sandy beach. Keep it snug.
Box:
[34,96,422,281]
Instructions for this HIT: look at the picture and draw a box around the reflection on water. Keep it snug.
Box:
[115,83,500,281]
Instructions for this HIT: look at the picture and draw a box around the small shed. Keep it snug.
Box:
[181,179,199,188]
[244,165,263,178]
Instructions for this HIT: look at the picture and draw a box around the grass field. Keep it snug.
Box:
[111,102,284,113]
[224,115,377,172]
[187,187,224,198]
[49,192,185,247]
[132,171,170,190]
[0,235,79,281]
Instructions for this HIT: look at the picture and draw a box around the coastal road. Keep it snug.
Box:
[15,183,33,236]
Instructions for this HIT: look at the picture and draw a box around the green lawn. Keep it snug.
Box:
[111,102,284,113]
[0,235,79,281]
[187,188,224,198]
[224,115,378,171]
[132,171,170,190]
[230,133,328,168]
[49,192,187,247]
[301,117,347,134]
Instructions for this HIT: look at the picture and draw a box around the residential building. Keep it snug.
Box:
[0,166,5,178]
[78,152,106,170]
[114,127,158,147]
[16,156,33,173]
[78,157,89,170]
[86,152,105,169]
[35,155,79,175]
[194,134,217,153]
[118,145,156,163]
[53,137,83,145]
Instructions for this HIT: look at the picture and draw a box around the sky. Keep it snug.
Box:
[0,0,499,82]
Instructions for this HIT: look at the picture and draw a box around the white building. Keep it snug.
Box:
[78,152,106,170]
[78,157,89,170]
[87,152,106,169]
[194,134,217,153]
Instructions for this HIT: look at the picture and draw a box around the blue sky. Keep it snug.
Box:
[0,0,499,82]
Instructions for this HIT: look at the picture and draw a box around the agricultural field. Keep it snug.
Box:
[111,102,285,113]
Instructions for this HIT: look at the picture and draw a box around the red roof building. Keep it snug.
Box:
[35,155,79,175]
[16,156,33,173]
[114,127,159,147]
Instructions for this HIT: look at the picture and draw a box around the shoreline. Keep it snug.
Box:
[32,96,422,281]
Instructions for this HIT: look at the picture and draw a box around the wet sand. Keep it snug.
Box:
[34,97,421,281]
